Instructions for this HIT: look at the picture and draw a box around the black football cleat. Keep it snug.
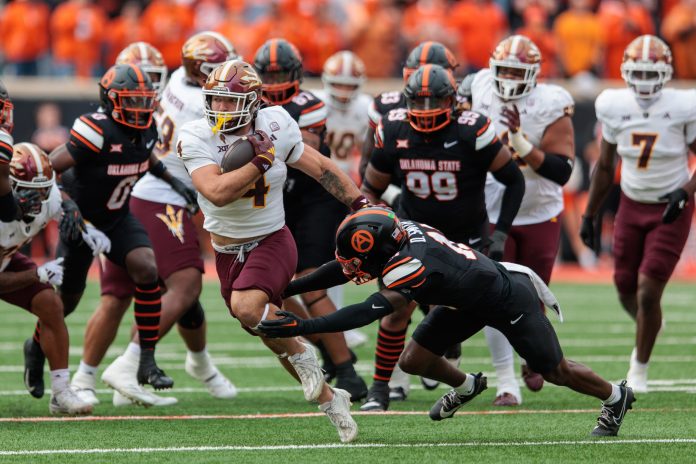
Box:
[137,350,174,390]
[359,381,390,412]
[335,371,368,402]
[429,372,487,421]
[23,338,46,399]
[591,380,635,437]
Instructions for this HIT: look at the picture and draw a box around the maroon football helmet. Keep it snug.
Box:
[182,31,239,87]
[9,143,54,215]
[203,60,263,133]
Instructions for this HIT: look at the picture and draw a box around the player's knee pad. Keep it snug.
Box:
[177,300,205,329]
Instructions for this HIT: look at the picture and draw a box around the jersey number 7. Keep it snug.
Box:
[632,133,658,169]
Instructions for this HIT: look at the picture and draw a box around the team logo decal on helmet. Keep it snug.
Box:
[490,35,541,100]
[351,230,374,253]
[620,35,672,99]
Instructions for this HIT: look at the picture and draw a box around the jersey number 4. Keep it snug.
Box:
[242,175,269,208]
[632,133,658,169]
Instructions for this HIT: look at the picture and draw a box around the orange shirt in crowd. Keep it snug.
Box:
[51,0,107,77]
[349,1,403,78]
[401,0,452,49]
[140,0,194,69]
[553,9,605,76]
[0,0,50,62]
[216,12,255,61]
[104,5,147,67]
[598,1,654,79]
[447,0,508,70]
[661,2,696,79]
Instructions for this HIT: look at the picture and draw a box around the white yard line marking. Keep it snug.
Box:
[0,407,691,423]
[2,439,696,455]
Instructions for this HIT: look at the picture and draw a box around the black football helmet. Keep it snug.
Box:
[403,41,458,83]
[403,64,457,133]
[335,207,407,284]
[456,73,476,112]
[253,38,303,105]
[99,64,157,129]
[0,80,14,133]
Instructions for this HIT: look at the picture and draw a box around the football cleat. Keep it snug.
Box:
[335,371,368,402]
[322,348,357,383]
[360,381,390,412]
[389,364,411,401]
[137,349,173,390]
[49,388,93,415]
[320,388,358,443]
[492,392,519,406]
[185,352,237,399]
[288,343,325,402]
[112,390,178,407]
[23,338,45,399]
[102,355,156,407]
[71,370,100,405]
[429,373,487,421]
[591,381,635,437]
[521,364,544,392]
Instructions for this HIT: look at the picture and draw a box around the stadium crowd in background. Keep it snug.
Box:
[1,0,696,79]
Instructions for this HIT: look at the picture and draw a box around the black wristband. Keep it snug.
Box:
[0,190,17,222]
[284,261,348,297]
[150,160,167,178]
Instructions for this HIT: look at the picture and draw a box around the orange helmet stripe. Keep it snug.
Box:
[419,41,432,65]
[421,64,431,93]
[337,209,395,239]
[129,63,145,90]
[270,39,278,67]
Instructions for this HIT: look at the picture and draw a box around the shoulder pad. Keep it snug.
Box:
[535,84,575,120]
[457,111,497,150]
[0,129,13,163]
[382,255,426,290]
[70,113,107,153]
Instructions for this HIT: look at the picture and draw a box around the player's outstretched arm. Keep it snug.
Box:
[361,163,392,205]
[190,163,261,207]
[257,290,406,338]
[290,144,368,210]
[283,260,350,298]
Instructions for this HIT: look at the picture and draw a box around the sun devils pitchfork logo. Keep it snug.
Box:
[156,204,185,244]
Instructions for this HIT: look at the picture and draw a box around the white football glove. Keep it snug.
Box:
[36,257,64,286]
[82,222,111,256]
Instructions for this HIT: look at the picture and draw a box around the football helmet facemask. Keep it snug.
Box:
[322,51,366,109]
[403,64,457,133]
[490,35,541,100]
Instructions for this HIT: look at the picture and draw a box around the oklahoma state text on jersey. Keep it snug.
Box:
[370,109,501,240]
[67,111,158,230]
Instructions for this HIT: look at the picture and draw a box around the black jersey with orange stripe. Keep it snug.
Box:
[66,111,158,230]
[0,129,14,164]
[369,109,502,243]
[367,91,407,129]
[281,89,332,200]
[381,220,511,310]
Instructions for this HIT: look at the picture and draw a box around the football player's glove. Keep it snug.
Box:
[659,188,688,224]
[59,199,86,244]
[169,177,199,215]
[487,229,507,261]
[257,311,307,338]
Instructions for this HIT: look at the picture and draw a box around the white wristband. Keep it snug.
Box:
[509,130,534,158]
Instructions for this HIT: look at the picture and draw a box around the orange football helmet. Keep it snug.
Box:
[489,35,541,100]
[621,35,673,99]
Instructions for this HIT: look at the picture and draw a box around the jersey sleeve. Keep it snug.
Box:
[67,113,106,163]
[368,121,395,174]
[381,254,426,298]
[261,106,305,165]
[538,85,575,123]
[595,90,619,144]
[685,90,696,145]
[459,111,502,168]
[297,100,328,130]
[0,129,14,164]
[177,122,217,174]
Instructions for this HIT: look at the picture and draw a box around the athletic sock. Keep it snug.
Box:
[373,324,407,383]
[50,368,70,395]
[134,282,162,351]
[77,361,98,377]
[454,374,476,396]
[604,384,622,405]
[32,322,41,344]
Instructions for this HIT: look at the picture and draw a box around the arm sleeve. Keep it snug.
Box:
[491,159,525,233]
[300,292,393,334]
[283,260,349,297]
[0,190,17,222]
[536,154,574,186]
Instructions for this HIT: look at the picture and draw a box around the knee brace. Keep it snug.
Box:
[177,300,205,329]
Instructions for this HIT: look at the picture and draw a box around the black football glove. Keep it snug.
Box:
[169,177,199,215]
[580,215,597,251]
[257,311,308,338]
[487,230,507,261]
[14,189,42,219]
[658,188,689,224]
[59,199,86,244]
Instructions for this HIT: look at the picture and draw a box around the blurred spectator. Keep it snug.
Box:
[401,0,452,50]
[661,0,696,79]
[296,2,344,75]
[448,0,509,73]
[194,0,227,33]
[140,0,194,70]
[217,2,255,60]
[31,103,70,154]
[598,0,654,79]
[347,0,403,78]
[516,5,558,77]
[51,0,107,78]
[104,1,146,67]
[0,0,50,76]
[511,0,559,30]
[554,0,605,77]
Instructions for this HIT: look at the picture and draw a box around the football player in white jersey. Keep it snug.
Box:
[472,35,576,406]
[2,143,110,414]
[179,60,367,443]
[582,35,696,393]
[71,35,238,407]
[313,50,372,349]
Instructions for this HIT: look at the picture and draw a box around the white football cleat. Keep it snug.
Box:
[288,342,325,402]
[320,388,358,443]
[627,349,649,393]
[112,390,178,407]
[185,352,237,399]
[344,329,368,348]
[49,388,94,415]
[71,370,100,406]
[102,355,156,407]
